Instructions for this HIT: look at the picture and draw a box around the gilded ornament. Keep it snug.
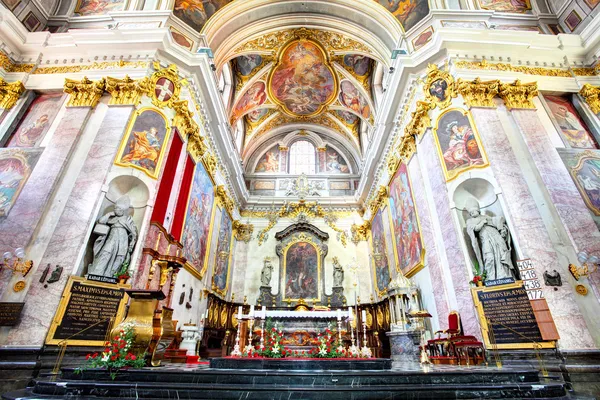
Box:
[457,78,500,108]
[576,284,588,296]
[33,61,149,75]
[0,50,35,73]
[187,133,209,160]
[63,76,105,107]
[572,67,596,77]
[351,220,370,244]
[369,186,388,214]
[398,134,417,162]
[0,78,25,109]
[172,100,199,137]
[105,75,150,105]
[387,153,400,176]
[13,280,26,292]
[498,80,538,110]
[233,220,254,243]
[203,152,218,179]
[454,59,571,77]
[404,100,433,137]
[423,64,457,109]
[579,84,600,114]
[216,185,236,217]
[147,62,182,109]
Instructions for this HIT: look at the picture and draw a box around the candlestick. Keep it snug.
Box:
[360,312,371,358]
[336,318,344,353]
[261,306,266,320]
[244,315,255,355]
[230,321,242,356]
[260,318,265,351]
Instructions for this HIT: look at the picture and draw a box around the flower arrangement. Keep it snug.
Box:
[308,326,347,358]
[76,322,146,379]
[244,320,290,358]
[470,261,486,286]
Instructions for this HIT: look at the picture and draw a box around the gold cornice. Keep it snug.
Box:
[351,220,370,244]
[404,100,433,137]
[369,186,388,214]
[0,51,35,74]
[498,79,538,110]
[216,185,235,217]
[457,78,500,108]
[454,59,571,78]
[63,76,105,107]
[580,84,600,114]
[172,100,199,137]
[0,78,25,109]
[232,220,254,243]
[105,75,150,105]
[572,67,597,77]
[33,61,149,75]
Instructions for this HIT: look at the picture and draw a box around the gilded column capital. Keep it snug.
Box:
[579,84,600,114]
[279,146,289,151]
[64,76,105,107]
[316,146,327,152]
[351,220,370,244]
[105,75,150,105]
[404,100,433,137]
[0,78,25,109]
[498,79,538,110]
[457,78,500,108]
[233,220,254,243]
[173,100,199,137]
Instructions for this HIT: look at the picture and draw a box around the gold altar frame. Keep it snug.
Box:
[432,108,489,182]
[368,201,392,297]
[471,282,556,350]
[46,276,130,346]
[569,151,600,216]
[211,202,235,297]
[180,156,217,280]
[386,160,426,278]
[281,233,323,302]
[114,107,172,179]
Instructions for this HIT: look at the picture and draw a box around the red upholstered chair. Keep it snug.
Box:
[427,311,485,365]
[434,311,461,339]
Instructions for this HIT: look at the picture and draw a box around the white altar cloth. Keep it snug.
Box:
[241,310,351,320]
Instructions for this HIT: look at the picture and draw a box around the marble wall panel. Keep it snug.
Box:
[471,107,595,349]
[4,107,132,346]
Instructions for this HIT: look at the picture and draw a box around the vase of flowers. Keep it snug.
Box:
[114,261,131,284]
[470,261,486,287]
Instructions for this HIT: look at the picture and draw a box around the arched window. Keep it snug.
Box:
[289,140,316,174]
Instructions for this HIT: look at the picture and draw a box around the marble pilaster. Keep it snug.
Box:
[470,107,595,349]
[4,106,134,346]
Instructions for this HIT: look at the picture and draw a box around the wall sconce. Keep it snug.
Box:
[1,248,33,276]
[569,252,599,280]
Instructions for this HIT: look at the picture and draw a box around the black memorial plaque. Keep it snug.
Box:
[477,285,542,344]
[53,282,125,342]
[0,302,25,326]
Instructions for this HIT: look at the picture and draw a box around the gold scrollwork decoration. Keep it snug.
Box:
[423,64,457,109]
[0,78,25,109]
[34,61,149,75]
[369,186,388,214]
[398,134,417,162]
[457,78,500,108]
[579,84,600,114]
[0,51,35,74]
[63,76,105,107]
[387,153,400,176]
[105,75,150,106]
[233,220,254,243]
[351,220,370,244]
[172,100,199,137]
[404,100,433,138]
[203,152,218,179]
[215,185,235,217]
[498,79,538,110]
[454,59,571,78]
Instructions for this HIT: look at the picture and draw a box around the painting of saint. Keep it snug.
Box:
[324,146,350,173]
[270,39,336,116]
[340,80,370,119]
[173,0,229,32]
[388,162,424,276]
[236,55,263,76]
[284,242,319,300]
[182,160,215,275]
[0,148,43,216]
[212,208,233,296]
[371,207,391,296]
[8,93,64,148]
[376,0,430,32]
[255,146,280,173]
[434,110,488,180]
[477,0,531,13]
[117,109,169,178]
[246,108,270,124]
[343,54,371,76]
[231,81,267,123]
[75,0,124,15]
[545,95,598,149]
[335,110,359,125]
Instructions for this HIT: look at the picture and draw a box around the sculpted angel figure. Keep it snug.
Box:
[465,198,516,281]
[89,196,138,278]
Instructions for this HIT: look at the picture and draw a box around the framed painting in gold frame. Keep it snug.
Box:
[569,151,600,216]
[281,233,323,302]
[387,161,425,278]
[211,203,235,297]
[369,202,392,297]
[433,108,489,181]
[180,156,217,280]
[114,107,171,179]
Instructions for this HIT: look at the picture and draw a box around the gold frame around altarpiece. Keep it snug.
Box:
[386,159,426,278]
[114,106,172,180]
[471,282,556,350]
[432,107,490,182]
[211,201,235,298]
[45,276,130,346]
[281,234,323,303]
[569,151,600,216]
[368,201,393,298]
[180,155,218,281]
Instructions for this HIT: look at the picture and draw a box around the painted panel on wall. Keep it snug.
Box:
[181,160,215,277]
[388,162,424,277]
[560,149,600,231]
[75,0,124,15]
[115,108,170,179]
[255,145,280,173]
[212,208,233,296]
[370,206,391,296]
[340,80,370,119]
[8,93,64,148]
[322,146,349,173]
[231,81,267,122]
[375,0,430,32]
[284,242,319,300]
[545,95,598,149]
[0,148,43,216]
[173,0,228,31]
[477,0,531,12]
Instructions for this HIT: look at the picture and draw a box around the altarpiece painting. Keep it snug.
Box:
[370,206,391,297]
[544,95,598,149]
[8,93,64,148]
[211,206,234,297]
[0,148,43,216]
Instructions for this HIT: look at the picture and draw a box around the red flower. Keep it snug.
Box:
[119,342,126,349]
[86,354,91,360]
[130,355,136,361]
[105,347,110,353]
[92,353,98,358]
[111,355,117,361]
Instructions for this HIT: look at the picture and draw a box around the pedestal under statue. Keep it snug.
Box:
[386,330,421,361]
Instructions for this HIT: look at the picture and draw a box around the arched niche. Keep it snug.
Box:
[79,175,150,276]
[451,176,521,282]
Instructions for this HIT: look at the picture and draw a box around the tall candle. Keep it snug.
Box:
[201,312,205,321]
[262,306,266,319]
[250,305,255,318]
[238,306,242,320]
[362,310,366,321]
[348,306,353,320]
[337,309,342,321]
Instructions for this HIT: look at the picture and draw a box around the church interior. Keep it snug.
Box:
[0,0,600,398]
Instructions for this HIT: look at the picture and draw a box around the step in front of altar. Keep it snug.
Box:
[210,357,392,370]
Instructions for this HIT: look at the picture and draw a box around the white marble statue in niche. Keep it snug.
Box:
[465,198,517,281]
[261,257,274,287]
[88,196,138,278]
[332,256,344,287]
